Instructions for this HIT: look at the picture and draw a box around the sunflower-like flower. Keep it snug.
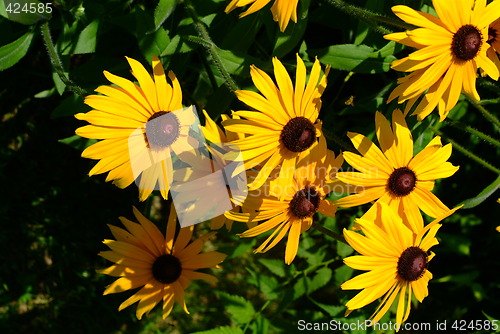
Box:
[225,149,343,264]
[342,202,459,325]
[385,0,500,121]
[335,109,459,233]
[222,55,330,195]
[75,56,198,201]
[225,0,299,32]
[98,204,226,319]
[487,17,500,68]
[489,17,500,53]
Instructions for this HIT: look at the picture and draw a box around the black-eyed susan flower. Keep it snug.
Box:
[98,204,226,320]
[489,17,500,53]
[225,149,343,264]
[222,55,330,195]
[225,0,299,32]
[75,56,198,201]
[487,17,500,69]
[335,109,459,233]
[384,0,500,121]
[342,202,459,325]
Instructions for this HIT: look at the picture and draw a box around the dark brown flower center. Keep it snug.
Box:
[280,117,317,152]
[488,27,498,44]
[152,254,182,284]
[145,111,180,149]
[452,24,482,61]
[289,186,320,218]
[397,246,428,282]
[387,167,416,197]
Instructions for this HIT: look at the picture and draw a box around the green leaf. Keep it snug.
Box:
[140,26,170,60]
[258,258,287,278]
[152,0,176,32]
[336,240,354,258]
[0,30,34,71]
[73,19,99,54]
[308,298,344,317]
[459,175,500,209]
[161,35,195,56]
[192,326,244,334]
[272,0,310,58]
[217,292,255,325]
[251,317,269,334]
[52,71,66,95]
[51,95,87,119]
[0,0,7,19]
[311,44,396,74]
[245,267,280,300]
[308,267,332,294]
[59,135,97,151]
[3,0,52,25]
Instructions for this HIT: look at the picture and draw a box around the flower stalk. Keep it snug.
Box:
[323,0,415,34]
[40,22,87,97]
[430,126,500,175]
[181,0,240,92]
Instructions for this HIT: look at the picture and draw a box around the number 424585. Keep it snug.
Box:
[6,2,53,14]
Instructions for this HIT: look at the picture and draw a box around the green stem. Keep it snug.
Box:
[40,22,87,97]
[242,300,271,333]
[322,128,353,152]
[312,222,347,244]
[465,95,500,129]
[182,0,239,92]
[323,0,415,34]
[444,120,500,148]
[430,126,500,175]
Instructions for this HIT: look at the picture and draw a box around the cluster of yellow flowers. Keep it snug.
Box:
[74,0,500,326]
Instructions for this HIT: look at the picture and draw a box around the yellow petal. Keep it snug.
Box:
[285,220,301,264]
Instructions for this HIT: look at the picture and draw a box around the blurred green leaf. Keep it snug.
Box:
[336,240,353,258]
[3,0,52,25]
[161,35,196,56]
[459,175,500,209]
[308,298,344,317]
[0,29,34,71]
[73,19,99,54]
[251,317,269,334]
[308,267,332,294]
[153,0,176,32]
[59,135,97,151]
[258,258,287,278]
[52,65,68,95]
[192,326,244,334]
[312,44,396,73]
[217,291,256,325]
[246,268,280,300]
[273,0,310,58]
[140,26,170,60]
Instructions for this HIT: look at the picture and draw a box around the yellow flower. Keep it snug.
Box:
[342,202,459,325]
[385,0,500,121]
[226,149,343,264]
[489,17,500,53]
[335,109,459,233]
[98,204,226,319]
[486,17,500,69]
[222,55,330,196]
[225,0,300,32]
[75,56,197,201]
